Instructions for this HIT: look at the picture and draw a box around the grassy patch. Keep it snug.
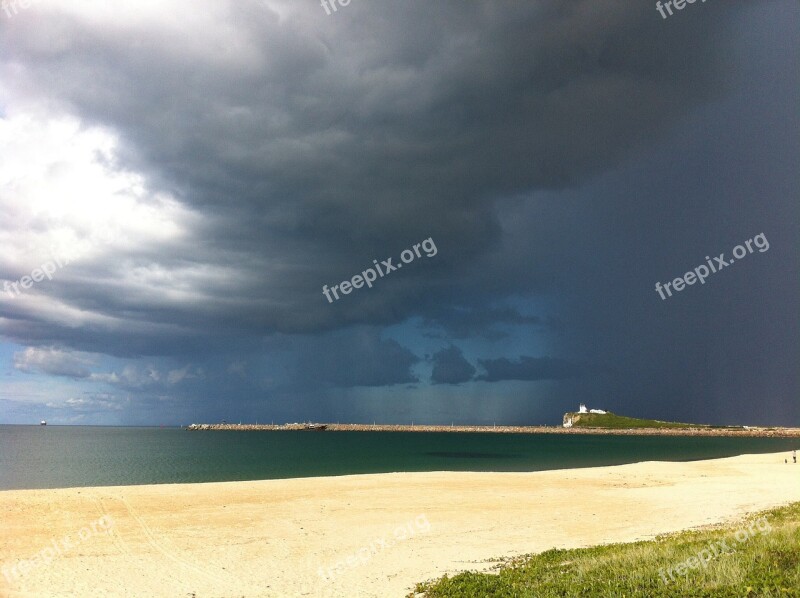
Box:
[411,503,800,597]
[567,412,701,429]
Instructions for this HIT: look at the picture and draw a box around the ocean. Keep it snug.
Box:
[1,424,796,490]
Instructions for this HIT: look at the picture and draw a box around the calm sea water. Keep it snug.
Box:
[0,425,796,490]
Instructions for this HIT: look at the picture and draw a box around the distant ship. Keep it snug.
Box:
[40,420,47,426]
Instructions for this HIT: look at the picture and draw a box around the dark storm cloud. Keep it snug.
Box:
[430,345,476,385]
[2,0,796,428]
[0,0,749,351]
[423,306,544,340]
[477,356,582,383]
[295,328,419,387]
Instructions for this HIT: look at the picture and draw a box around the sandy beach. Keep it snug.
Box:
[2,451,799,597]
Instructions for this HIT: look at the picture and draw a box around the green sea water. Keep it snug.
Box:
[1,425,796,490]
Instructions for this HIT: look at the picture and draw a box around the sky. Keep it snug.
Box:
[0,0,797,427]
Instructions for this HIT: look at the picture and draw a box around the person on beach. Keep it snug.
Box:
[793,450,796,464]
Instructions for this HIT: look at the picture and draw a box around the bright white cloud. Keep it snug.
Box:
[167,364,203,384]
[46,395,127,411]
[0,111,196,273]
[87,362,201,387]
[89,364,161,387]
[13,346,93,377]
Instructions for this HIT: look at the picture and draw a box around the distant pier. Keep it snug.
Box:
[185,422,800,437]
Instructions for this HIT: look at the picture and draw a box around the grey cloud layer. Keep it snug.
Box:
[3,1,795,428]
[477,356,582,383]
[430,345,476,385]
[0,0,742,351]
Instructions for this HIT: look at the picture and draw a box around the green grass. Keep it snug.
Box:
[566,412,701,429]
[411,502,800,597]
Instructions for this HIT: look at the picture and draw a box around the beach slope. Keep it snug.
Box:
[1,452,799,597]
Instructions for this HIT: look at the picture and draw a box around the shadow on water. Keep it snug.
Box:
[425,451,522,459]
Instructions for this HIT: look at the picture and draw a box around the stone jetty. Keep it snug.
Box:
[185,422,800,437]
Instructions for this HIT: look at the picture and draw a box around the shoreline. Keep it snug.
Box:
[2,452,798,597]
[186,422,800,437]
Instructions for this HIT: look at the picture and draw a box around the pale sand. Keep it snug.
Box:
[1,452,799,597]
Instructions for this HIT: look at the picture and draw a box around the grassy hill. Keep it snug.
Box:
[563,411,704,429]
[412,502,800,597]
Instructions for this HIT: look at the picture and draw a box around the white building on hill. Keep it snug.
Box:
[580,403,607,414]
[564,404,608,427]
